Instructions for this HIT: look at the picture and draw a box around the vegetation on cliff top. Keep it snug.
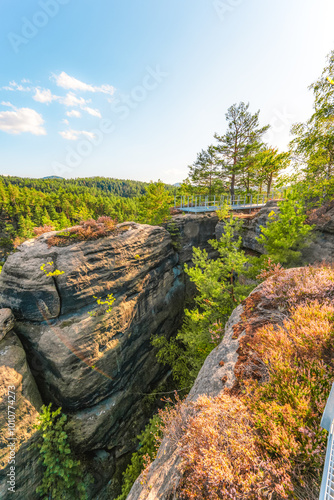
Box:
[145,265,334,499]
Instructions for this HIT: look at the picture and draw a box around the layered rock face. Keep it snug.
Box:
[215,200,279,255]
[127,300,246,499]
[167,213,219,265]
[215,199,334,263]
[0,217,218,499]
[0,310,43,499]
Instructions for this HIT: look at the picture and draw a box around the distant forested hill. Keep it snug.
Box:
[1,176,153,198]
[0,176,175,260]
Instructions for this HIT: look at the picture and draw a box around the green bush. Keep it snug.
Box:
[35,404,87,500]
[116,414,162,500]
[257,197,314,265]
[152,207,252,386]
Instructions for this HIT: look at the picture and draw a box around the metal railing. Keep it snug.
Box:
[174,190,285,213]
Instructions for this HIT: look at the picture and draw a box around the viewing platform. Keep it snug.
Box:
[174,192,283,213]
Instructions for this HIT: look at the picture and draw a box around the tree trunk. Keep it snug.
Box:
[230,173,235,197]
[267,173,273,197]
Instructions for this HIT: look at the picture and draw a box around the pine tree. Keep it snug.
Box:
[214,102,269,196]
[188,146,220,195]
[137,181,173,225]
[290,49,334,194]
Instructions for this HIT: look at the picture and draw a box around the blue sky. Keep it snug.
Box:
[0,0,334,184]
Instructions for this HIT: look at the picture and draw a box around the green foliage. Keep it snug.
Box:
[137,181,173,225]
[88,293,116,316]
[214,101,270,195]
[290,49,334,193]
[248,148,290,195]
[257,197,314,265]
[35,404,87,500]
[116,414,162,500]
[188,146,220,195]
[40,262,65,277]
[0,176,175,252]
[165,220,181,251]
[153,209,252,386]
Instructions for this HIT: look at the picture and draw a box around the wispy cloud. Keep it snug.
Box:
[82,106,101,117]
[53,71,115,96]
[1,101,16,108]
[1,81,32,92]
[33,88,101,118]
[66,109,81,118]
[0,105,46,135]
[59,129,96,141]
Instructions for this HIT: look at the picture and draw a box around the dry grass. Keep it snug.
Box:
[47,217,118,247]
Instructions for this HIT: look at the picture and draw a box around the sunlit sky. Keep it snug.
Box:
[0,0,334,184]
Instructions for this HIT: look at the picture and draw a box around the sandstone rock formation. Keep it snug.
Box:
[126,276,290,499]
[0,309,43,499]
[166,213,218,265]
[215,200,279,255]
[215,199,334,264]
[0,217,217,498]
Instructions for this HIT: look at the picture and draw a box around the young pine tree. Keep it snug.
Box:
[152,205,251,386]
[257,197,314,266]
[137,181,173,225]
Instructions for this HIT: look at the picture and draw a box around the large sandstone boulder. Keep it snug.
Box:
[0,216,227,498]
[0,222,185,496]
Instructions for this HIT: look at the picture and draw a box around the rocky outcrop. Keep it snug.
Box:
[215,200,279,255]
[0,216,219,498]
[126,273,292,499]
[0,310,43,499]
[127,302,246,499]
[215,199,334,264]
[167,213,219,265]
[0,222,184,495]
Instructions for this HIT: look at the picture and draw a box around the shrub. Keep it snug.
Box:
[154,265,334,499]
[33,225,55,236]
[257,197,314,265]
[259,263,334,310]
[158,393,292,499]
[35,404,87,500]
[244,300,334,490]
[152,207,252,386]
[116,414,162,500]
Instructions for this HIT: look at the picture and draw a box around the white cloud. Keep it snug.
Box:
[1,101,16,108]
[82,106,101,117]
[62,119,70,125]
[0,107,46,135]
[53,71,115,96]
[60,92,90,108]
[1,81,31,92]
[66,109,81,118]
[59,129,96,141]
[33,88,57,104]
